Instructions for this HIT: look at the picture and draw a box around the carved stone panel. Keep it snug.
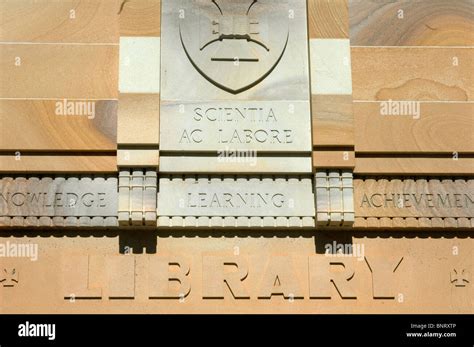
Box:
[160,0,311,154]
[0,176,118,227]
[0,176,117,217]
[157,175,315,227]
[353,178,474,228]
[355,178,474,218]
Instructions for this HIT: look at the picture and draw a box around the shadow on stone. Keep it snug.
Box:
[119,230,157,254]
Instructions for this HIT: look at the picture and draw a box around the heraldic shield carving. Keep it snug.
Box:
[178,0,290,94]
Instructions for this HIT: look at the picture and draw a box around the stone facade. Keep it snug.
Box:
[0,0,472,314]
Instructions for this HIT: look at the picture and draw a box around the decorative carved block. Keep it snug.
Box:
[0,268,19,287]
[314,170,354,227]
[118,169,157,226]
[450,268,470,287]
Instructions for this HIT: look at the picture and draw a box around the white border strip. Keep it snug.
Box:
[0,42,118,46]
[351,45,474,49]
[353,100,474,104]
[0,98,118,101]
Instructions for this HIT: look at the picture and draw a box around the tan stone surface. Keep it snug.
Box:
[117,149,159,167]
[119,0,161,37]
[0,231,472,313]
[117,94,160,146]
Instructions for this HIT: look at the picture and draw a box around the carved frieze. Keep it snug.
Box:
[0,176,118,227]
[157,175,315,228]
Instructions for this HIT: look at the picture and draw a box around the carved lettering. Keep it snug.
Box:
[186,192,286,209]
[365,256,403,299]
[0,192,109,208]
[0,177,117,217]
[308,257,356,299]
[149,257,191,299]
[63,255,102,299]
[107,256,135,299]
[361,193,473,209]
[61,254,409,302]
[194,107,277,122]
[202,256,250,299]
[258,256,304,299]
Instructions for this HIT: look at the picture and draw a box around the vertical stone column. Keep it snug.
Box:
[116,0,161,226]
[308,0,355,228]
